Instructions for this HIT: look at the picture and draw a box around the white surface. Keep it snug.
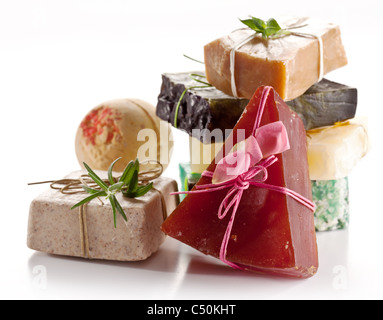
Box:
[1,0,382,300]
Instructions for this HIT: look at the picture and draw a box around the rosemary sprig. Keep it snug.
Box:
[183,54,205,65]
[173,73,212,128]
[71,158,153,228]
[240,16,291,39]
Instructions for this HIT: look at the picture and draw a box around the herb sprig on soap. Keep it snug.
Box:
[240,17,291,39]
[71,158,153,228]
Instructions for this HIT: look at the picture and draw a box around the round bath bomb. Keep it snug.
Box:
[75,99,173,172]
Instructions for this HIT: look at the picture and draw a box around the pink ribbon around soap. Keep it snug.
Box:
[172,86,315,271]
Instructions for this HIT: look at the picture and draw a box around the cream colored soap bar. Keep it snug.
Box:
[307,120,369,180]
[204,17,348,101]
[189,120,369,180]
[28,172,179,261]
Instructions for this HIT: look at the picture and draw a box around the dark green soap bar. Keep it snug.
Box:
[156,72,358,142]
[286,79,358,130]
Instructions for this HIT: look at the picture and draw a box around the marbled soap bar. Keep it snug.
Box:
[28,171,179,261]
[204,17,348,101]
[307,119,369,180]
[157,72,357,142]
[312,178,350,232]
[179,163,350,232]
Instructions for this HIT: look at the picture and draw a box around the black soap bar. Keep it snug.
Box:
[286,79,358,130]
[156,72,248,143]
[156,72,358,143]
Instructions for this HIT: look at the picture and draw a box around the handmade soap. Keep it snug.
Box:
[286,79,357,130]
[28,172,179,261]
[156,72,248,143]
[312,178,350,232]
[157,72,357,142]
[179,162,350,232]
[204,17,348,101]
[307,119,369,180]
[76,99,173,172]
[162,86,318,278]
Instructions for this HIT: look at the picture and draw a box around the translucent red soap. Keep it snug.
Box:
[161,87,319,278]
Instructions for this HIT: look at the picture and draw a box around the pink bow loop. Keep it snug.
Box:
[212,121,290,185]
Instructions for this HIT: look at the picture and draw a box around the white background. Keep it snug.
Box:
[0,0,382,300]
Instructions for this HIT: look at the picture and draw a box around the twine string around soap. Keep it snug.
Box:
[230,18,324,98]
[29,160,164,195]
[28,160,167,260]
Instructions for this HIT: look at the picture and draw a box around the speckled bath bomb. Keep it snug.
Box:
[75,99,173,172]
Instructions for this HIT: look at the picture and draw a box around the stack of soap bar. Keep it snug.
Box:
[179,162,351,232]
[204,17,348,101]
[157,72,357,142]
[307,119,369,180]
[163,87,318,278]
[28,171,179,261]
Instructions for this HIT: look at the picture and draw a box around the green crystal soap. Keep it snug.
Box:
[312,178,350,232]
[156,72,358,142]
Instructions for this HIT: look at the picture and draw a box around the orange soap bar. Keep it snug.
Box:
[162,87,319,278]
[204,17,347,101]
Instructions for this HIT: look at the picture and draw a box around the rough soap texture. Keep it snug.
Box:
[204,17,348,101]
[312,177,350,232]
[28,172,179,261]
[156,72,248,143]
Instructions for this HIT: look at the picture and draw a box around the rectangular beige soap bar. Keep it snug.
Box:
[204,17,348,101]
[28,172,179,261]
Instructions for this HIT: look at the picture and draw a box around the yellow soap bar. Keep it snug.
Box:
[204,17,348,101]
[307,120,369,180]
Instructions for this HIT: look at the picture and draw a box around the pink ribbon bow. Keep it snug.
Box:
[173,87,316,270]
[212,121,290,185]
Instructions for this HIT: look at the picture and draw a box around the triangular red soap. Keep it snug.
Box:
[162,87,318,278]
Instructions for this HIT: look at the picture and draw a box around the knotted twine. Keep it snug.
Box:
[230,17,325,98]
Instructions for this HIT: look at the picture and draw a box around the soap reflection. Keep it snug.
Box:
[27,232,350,299]
[315,229,350,291]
